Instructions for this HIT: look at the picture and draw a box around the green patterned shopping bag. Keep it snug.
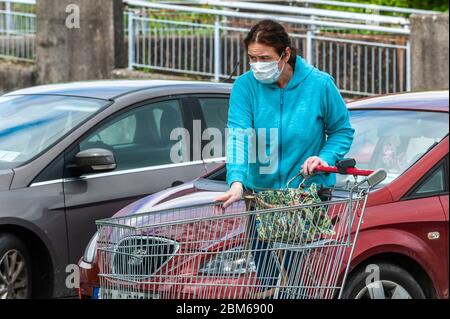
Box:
[245,184,335,244]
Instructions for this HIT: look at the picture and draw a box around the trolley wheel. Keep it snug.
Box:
[341,262,426,299]
[0,233,32,299]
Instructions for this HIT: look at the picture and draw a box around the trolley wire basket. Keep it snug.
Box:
[96,164,387,299]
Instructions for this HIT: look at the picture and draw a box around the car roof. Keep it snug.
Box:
[348,90,449,112]
[4,80,232,100]
[5,81,447,111]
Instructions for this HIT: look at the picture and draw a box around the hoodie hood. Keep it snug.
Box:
[265,55,315,91]
[286,55,315,90]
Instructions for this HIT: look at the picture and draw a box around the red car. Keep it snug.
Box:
[78,90,449,299]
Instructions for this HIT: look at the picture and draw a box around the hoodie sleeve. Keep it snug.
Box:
[318,76,355,166]
[226,77,254,189]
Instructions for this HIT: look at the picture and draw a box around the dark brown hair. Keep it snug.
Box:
[244,20,297,69]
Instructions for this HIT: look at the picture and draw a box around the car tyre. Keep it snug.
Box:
[341,262,426,299]
[0,233,32,299]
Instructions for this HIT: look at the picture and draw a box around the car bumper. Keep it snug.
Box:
[78,259,100,299]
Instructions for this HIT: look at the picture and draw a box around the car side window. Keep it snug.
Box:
[197,97,229,159]
[87,116,137,146]
[408,157,448,198]
[32,154,64,184]
[415,165,445,194]
[198,97,229,134]
[79,99,186,171]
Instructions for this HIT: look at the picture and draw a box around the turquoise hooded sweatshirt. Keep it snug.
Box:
[226,55,354,190]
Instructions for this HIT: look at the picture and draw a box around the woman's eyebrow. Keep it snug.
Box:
[248,54,272,59]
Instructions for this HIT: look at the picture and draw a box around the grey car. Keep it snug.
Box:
[0,80,231,298]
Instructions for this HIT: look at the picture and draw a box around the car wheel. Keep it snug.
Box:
[0,233,32,299]
[341,262,426,299]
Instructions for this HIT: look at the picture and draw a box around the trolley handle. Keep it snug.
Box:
[314,165,374,177]
[314,165,387,188]
[315,158,372,176]
[287,158,387,188]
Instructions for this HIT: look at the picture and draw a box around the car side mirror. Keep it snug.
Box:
[75,148,116,175]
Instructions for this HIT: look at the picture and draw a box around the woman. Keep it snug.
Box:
[216,20,354,206]
[215,20,355,298]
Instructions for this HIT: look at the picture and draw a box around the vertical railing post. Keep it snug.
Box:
[128,10,134,70]
[6,0,12,36]
[214,17,221,82]
[306,24,314,65]
[406,40,411,92]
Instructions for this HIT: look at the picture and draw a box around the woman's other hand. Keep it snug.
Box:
[215,182,244,209]
[301,156,328,175]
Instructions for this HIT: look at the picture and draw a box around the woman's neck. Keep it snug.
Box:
[276,63,294,89]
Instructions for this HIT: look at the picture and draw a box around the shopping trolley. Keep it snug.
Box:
[96,162,387,299]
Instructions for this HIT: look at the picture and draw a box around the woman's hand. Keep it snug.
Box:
[301,156,328,176]
[215,182,244,209]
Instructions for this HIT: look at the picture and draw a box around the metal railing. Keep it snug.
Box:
[0,0,35,61]
[192,0,410,26]
[0,0,416,96]
[291,0,441,15]
[125,0,410,34]
[129,0,438,23]
[127,2,411,96]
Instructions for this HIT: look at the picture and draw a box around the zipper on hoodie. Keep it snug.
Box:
[279,89,285,187]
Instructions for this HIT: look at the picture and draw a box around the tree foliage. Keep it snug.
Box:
[318,0,449,13]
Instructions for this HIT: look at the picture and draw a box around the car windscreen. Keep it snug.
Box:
[335,110,449,188]
[0,95,110,169]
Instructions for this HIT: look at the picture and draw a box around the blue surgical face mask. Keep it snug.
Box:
[250,53,286,84]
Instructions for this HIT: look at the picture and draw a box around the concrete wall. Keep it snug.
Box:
[410,14,449,91]
[36,0,125,84]
[0,61,36,94]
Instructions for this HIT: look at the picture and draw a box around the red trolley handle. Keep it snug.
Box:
[315,165,374,177]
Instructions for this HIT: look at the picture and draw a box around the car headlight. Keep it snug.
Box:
[83,231,99,263]
[198,246,256,276]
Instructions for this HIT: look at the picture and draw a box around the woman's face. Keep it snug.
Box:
[248,42,290,67]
